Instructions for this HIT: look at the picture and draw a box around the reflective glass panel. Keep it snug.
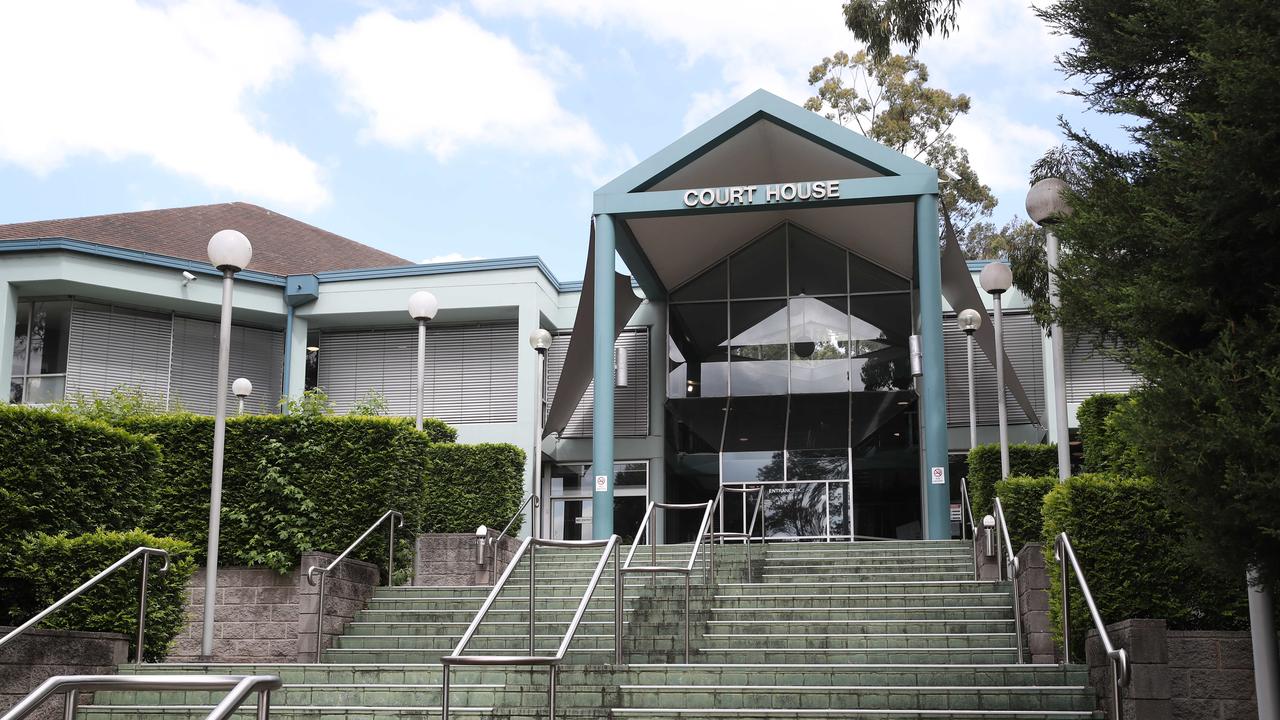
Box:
[787,450,849,481]
[550,466,590,496]
[10,381,22,404]
[552,499,591,541]
[849,293,912,392]
[23,376,65,405]
[26,301,70,376]
[789,296,850,393]
[729,226,786,298]
[788,226,847,296]
[728,299,788,396]
[829,482,852,536]
[615,462,647,487]
[850,252,909,293]
[11,301,29,372]
[614,495,647,544]
[787,393,850,449]
[722,451,783,484]
[762,482,827,538]
[668,303,728,397]
[671,260,727,302]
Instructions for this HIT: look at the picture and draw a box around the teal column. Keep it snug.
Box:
[591,214,616,539]
[916,194,951,539]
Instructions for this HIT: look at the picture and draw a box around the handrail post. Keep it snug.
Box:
[256,688,270,720]
[528,541,536,655]
[135,552,150,665]
[683,573,691,663]
[387,519,395,588]
[62,689,76,720]
[1059,535,1071,662]
[314,570,326,662]
[548,664,557,718]
[441,666,451,720]
[614,541,623,665]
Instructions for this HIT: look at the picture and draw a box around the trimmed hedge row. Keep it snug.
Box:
[1042,474,1248,660]
[994,475,1055,552]
[11,530,196,662]
[0,405,161,552]
[1076,393,1144,474]
[966,443,1058,516]
[424,443,526,533]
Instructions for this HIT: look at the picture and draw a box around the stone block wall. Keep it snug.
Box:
[167,551,379,663]
[1016,543,1057,663]
[0,627,128,720]
[415,530,519,586]
[1086,619,1258,719]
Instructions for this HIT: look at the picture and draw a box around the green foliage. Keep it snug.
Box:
[0,405,160,555]
[1042,474,1248,660]
[419,417,458,444]
[994,475,1055,552]
[1075,393,1146,476]
[1035,0,1280,587]
[841,0,962,59]
[804,50,995,241]
[51,385,172,423]
[278,388,334,417]
[965,443,1058,517]
[423,443,525,533]
[12,530,196,662]
[120,413,438,573]
[349,390,389,416]
[1076,393,1125,471]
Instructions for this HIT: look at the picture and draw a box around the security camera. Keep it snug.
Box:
[181,271,197,286]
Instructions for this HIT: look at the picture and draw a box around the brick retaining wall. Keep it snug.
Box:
[0,627,128,720]
[415,531,518,586]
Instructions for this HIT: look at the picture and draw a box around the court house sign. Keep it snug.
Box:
[682,180,842,208]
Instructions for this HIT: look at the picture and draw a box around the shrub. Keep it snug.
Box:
[120,413,442,573]
[51,385,171,423]
[966,443,1058,516]
[12,530,196,662]
[1042,473,1248,660]
[994,475,1055,552]
[350,390,389,416]
[1076,393,1128,472]
[423,443,526,533]
[0,405,160,554]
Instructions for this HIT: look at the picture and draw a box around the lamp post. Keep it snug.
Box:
[202,229,252,658]
[528,329,554,539]
[407,291,438,431]
[979,262,1013,479]
[232,378,252,416]
[957,309,983,450]
[1027,178,1073,481]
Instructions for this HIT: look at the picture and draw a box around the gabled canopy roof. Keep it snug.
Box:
[593,90,937,299]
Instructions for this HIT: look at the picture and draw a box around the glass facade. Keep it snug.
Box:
[9,300,71,404]
[546,461,649,544]
[665,222,922,541]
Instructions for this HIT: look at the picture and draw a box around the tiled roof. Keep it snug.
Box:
[0,202,412,276]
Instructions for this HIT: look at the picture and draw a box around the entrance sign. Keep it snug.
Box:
[931,466,946,485]
[682,180,842,209]
[595,474,608,492]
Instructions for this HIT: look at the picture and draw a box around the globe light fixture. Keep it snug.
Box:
[408,291,439,430]
[202,229,252,658]
[1027,178,1073,483]
[980,261,1013,481]
[232,377,252,416]
[957,308,984,450]
[527,328,554,539]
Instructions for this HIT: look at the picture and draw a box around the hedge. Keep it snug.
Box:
[1076,393,1144,474]
[0,405,160,556]
[11,530,196,662]
[1042,473,1248,660]
[994,475,1055,552]
[119,413,439,573]
[966,443,1058,517]
[423,443,526,533]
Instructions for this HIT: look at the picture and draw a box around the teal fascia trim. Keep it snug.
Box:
[315,256,565,290]
[915,195,950,540]
[0,237,286,286]
[591,214,616,539]
[284,274,319,306]
[966,259,991,272]
[594,173,937,218]
[595,89,936,196]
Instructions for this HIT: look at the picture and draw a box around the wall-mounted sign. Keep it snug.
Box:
[682,180,842,209]
[595,474,608,492]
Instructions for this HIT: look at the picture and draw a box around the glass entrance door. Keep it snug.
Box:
[545,462,649,542]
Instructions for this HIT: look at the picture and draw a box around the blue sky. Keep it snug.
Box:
[0,0,1124,282]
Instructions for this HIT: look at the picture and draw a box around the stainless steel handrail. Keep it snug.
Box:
[1055,532,1130,720]
[305,509,402,660]
[621,499,716,662]
[489,493,539,585]
[992,497,1025,663]
[710,485,765,582]
[959,478,979,580]
[441,535,621,720]
[0,674,283,720]
[0,546,169,665]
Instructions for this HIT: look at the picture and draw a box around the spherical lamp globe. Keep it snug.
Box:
[957,308,984,334]
[232,377,253,398]
[529,328,554,352]
[207,230,253,272]
[979,262,1013,295]
[407,291,439,321]
[1025,178,1072,226]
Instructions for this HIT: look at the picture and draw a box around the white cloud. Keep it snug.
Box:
[951,103,1060,194]
[0,0,327,210]
[314,9,625,182]
[421,252,484,264]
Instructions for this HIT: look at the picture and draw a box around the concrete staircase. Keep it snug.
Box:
[78,540,1100,719]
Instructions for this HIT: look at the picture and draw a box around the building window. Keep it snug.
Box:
[9,300,71,404]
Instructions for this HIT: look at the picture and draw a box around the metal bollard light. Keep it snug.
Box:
[982,514,997,557]
[474,526,488,566]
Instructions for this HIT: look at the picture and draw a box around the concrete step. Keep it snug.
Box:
[698,632,1018,650]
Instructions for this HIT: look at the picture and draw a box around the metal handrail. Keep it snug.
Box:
[441,535,621,720]
[710,485,765,582]
[489,493,539,585]
[621,499,716,662]
[0,546,169,665]
[0,674,283,720]
[959,478,979,580]
[305,509,402,660]
[992,497,1025,664]
[1055,532,1130,720]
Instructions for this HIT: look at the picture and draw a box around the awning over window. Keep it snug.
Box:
[939,209,1043,428]
[543,221,643,438]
